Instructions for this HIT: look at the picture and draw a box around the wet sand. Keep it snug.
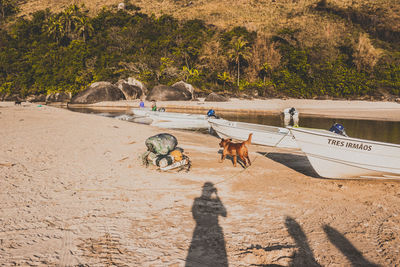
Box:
[77,98,400,121]
[1,101,399,266]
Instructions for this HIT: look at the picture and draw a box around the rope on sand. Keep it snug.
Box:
[214,130,291,185]
[72,132,290,193]
[70,131,293,193]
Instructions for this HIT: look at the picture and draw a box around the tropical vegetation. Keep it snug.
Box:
[0,0,399,99]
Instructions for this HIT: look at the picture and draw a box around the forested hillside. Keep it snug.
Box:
[0,0,399,99]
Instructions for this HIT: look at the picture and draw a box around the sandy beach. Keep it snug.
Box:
[1,101,399,266]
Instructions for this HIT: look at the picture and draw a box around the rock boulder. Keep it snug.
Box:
[146,85,192,101]
[71,82,125,104]
[26,94,47,102]
[204,92,229,102]
[2,94,20,101]
[172,81,195,99]
[116,80,142,100]
[46,92,71,102]
[127,77,147,95]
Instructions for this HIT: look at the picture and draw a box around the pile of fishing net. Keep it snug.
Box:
[141,133,191,172]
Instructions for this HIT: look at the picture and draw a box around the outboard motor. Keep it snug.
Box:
[283,107,299,127]
[207,109,219,118]
[329,123,347,136]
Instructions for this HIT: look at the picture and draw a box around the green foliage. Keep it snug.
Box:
[273,69,308,97]
[374,53,400,96]
[217,72,232,90]
[313,59,373,97]
[182,66,200,84]
[42,4,93,44]
[0,0,19,22]
[0,6,398,99]
[236,79,276,97]
[221,26,256,49]
[123,0,141,12]
[0,81,13,98]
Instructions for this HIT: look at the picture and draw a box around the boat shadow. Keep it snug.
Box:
[258,152,322,178]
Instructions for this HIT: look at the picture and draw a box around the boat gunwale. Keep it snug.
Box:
[132,108,207,119]
[290,127,400,149]
[209,119,290,135]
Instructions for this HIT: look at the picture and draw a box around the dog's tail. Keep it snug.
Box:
[244,133,252,146]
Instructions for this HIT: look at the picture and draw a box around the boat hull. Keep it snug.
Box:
[290,127,400,179]
[150,116,210,129]
[132,108,210,129]
[131,108,152,116]
[209,119,298,149]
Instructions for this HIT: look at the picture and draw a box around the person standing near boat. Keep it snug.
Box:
[139,99,145,108]
[283,107,299,127]
[151,101,157,111]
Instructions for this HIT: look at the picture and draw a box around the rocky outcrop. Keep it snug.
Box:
[146,85,192,101]
[2,94,20,101]
[116,80,142,100]
[26,94,46,102]
[204,92,229,102]
[71,82,125,104]
[127,77,147,96]
[172,81,195,99]
[117,2,125,10]
[46,92,71,102]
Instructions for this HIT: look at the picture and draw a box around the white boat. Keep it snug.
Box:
[149,115,211,129]
[208,118,298,149]
[131,108,211,129]
[289,127,400,179]
[131,108,152,117]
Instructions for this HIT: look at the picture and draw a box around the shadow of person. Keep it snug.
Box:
[185,182,228,267]
[285,216,321,266]
[323,225,379,267]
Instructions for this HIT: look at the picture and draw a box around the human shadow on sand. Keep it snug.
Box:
[238,243,295,267]
[285,216,322,266]
[323,225,379,267]
[258,152,321,178]
[185,182,228,267]
[238,216,321,267]
[241,217,379,267]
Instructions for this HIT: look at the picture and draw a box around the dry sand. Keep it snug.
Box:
[1,101,399,266]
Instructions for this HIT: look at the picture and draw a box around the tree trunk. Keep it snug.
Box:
[237,59,240,87]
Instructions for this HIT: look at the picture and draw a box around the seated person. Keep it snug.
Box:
[151,101,157,111]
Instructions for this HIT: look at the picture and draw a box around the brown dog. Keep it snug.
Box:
[219,133,252,167]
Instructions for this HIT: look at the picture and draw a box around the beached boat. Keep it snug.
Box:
[131,108,212,129]
[208,118,298,149]
[131,108,153,117]
[289,127,400,179]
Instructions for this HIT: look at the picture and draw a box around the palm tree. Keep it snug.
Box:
[76,16,93,42]
[228,36,252,87]
[44,15,63,43]
[60,4,80,38]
